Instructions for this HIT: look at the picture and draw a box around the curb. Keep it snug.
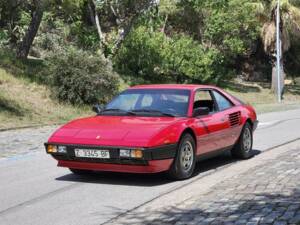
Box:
[0,124,61,132]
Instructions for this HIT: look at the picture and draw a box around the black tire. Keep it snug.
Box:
[231,122,253,159]
[168,133,196,180]
[69,168,93,175]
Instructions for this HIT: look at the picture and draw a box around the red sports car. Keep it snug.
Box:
[45,84,258,179]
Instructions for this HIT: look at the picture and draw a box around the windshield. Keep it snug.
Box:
[104,89,191,117]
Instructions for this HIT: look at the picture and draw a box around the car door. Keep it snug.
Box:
[211,90,242,148]
[192,90,229,155]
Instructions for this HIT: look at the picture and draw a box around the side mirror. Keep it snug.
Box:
[193,107,210,117]
[92,104,104,114]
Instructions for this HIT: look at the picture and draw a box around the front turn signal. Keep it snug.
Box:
[47,145,57,153]
[131,149,143,158]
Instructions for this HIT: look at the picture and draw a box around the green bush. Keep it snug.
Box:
[70,21,99,50]
[114,26,166,84]
[45,47,120,105]
[161,34,226,83]
[114,26,226,84]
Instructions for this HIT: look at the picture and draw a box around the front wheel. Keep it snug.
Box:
[231,122,253,159]
[168,133,196,180]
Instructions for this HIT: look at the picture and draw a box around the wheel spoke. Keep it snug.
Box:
[243,128,252,152]
[179,141,194,171]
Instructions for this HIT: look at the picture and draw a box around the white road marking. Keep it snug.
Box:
[257,120,279,127]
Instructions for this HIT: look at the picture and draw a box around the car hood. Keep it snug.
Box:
[48,116,183,147]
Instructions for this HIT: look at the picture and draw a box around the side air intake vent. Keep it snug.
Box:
[228,111,241,127]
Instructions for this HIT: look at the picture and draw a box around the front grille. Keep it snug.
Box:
[51,145,149,166]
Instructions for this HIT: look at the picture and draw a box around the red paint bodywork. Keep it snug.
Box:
[47,84,257,173]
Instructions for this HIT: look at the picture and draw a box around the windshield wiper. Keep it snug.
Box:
[100,108,136,115]
[130,109,175,117]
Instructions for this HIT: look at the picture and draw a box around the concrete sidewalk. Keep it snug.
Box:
[107,140,300,225]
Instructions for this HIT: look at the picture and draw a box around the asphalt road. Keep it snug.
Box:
[1,108,300,225]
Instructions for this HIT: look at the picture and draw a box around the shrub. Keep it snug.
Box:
[45,47,120,105]
[114,26,167,84]
[114,26,227,84]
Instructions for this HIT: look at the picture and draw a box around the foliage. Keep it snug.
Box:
[114,0,261,85]
[45,47,120,105]
[114,26,166,83]
[69,20,99,49]
[190,0,260,58]
[114,26,226,84]
[162,34,226,83]
[0,0,300,103]
[0,30,9,47]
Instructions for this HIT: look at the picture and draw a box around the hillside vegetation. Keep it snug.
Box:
[0,0,300,128]
[1,64,300,130]
[0,68,90,130]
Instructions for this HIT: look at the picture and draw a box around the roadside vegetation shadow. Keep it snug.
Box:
[221,81,261,93]
[55,149,261,187]
[0,94,27,116]
[116,188,300,225]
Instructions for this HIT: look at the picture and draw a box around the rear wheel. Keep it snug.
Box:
[231,122,253,159]
[168,133,196,180]
[69,168,93,175]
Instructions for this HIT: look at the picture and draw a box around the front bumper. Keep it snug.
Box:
[45,143,177,173]
[57,159,174,173]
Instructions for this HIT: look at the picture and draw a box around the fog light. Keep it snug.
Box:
[58,146,67,154]
[120,149,131,158]
[131,149,143,158]
[47,145,57,153]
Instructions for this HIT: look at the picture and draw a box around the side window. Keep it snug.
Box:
[193,90,215,113]
[212,91,233,111]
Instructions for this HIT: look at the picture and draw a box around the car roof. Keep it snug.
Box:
[129,84,217,91]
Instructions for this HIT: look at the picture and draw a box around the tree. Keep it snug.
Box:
[114,26,225,84]
[252,0,300,95]
[90,0,159,55]
[16,0,45,59]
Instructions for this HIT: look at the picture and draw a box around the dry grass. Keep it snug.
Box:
[224,80,300,113]
[0,67,300,130]
[0,68,91,130]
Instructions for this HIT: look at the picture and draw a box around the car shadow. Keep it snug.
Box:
[192,149,261,178]
[55,149,262,187]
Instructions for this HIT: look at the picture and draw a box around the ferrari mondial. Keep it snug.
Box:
[45,84,258,179]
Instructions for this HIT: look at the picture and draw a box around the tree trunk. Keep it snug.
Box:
[94,13,103,44]
[89,0,104,49]
[16,2,44,59]
[161,14,168,33]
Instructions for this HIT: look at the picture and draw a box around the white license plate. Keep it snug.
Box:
[74,149,110,159]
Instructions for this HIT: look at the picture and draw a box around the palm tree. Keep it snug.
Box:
[252,0,300,95]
